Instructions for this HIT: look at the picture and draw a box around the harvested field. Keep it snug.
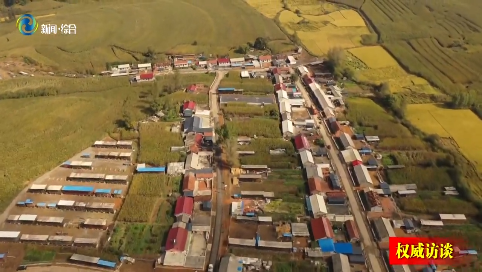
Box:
[229,220,258,239]
[226,119,281,138]
[278,10,303,35]
[219,72,273,95]
[138,122,183,166]
[406,104,482,173]
[0,0,290,72]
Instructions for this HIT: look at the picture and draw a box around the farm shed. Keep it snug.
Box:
[49,235,73,245]
[29,184,47,192]
[228,238,256,247]
[136,164,166,173]
[291,223,310,237]
[0,231,20,241]
[306,165,323,179]
[311,217,334,240]
[398,190,417,197]
[420,220,444,227]
[70,254,100,265]
[439,214,467,222]
[237,151,255,156]
[83,219,108,229]
[299,150,315,167]
[36,216,65,226]
[240,70,250,78]
[219,95,274,105]
[21,234,49,243]
[282,120,294,136]
[365,136,380,143]
[238,174,262,182]
[257,240,292,250]
[182,174,196,197]
[219,255,244,272]
[240,191,274,199]
[359,147,373,156]
[338,133,355,150]
[7,215,19,222]
[97,260,117,269]
[62,185,94,195]
[19,214,37,223]
[68,173,105,181]
[74,238,99,247]
[309,194,327,218]
[93,141,117,148]
[359,190,382,212]
[294,134,310,151]
[185,153,200,170]
[345,220,360,242]
[118,152,132,160]
[67,161,93,170]
[241,165,269,172]
[332,253,350,272]
[86,202,116,213]
[167,162,185,175]
[348,255,365,264]
[174,196,194,223]
[116,140,133,149]
[279,100,291,114]
[95,189,112,196]
[372,217,395,242]
[308,177,323,195]
[341,149,362,164]
[326,192,347,205]
[183,101,196,117]
[353,164,373,187]
[104,175,129,183]
[318,239,335,252]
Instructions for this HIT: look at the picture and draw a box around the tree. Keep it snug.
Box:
[192,41,197,45]
[121,110,134,130]
[253,37,267,50]
[290,73,299,82]
[235,46,247,54]
[225,138,239,168]
[326,47,345,71]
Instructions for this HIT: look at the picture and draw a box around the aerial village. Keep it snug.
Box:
[0,50,476,272]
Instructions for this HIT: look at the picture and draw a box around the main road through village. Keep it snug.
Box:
[292,67,384,272]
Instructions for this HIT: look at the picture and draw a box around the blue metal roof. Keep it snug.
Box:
[62,185,94,192]
[25,199,33,203]
[218,87,235,91]
[95,189,112,194]
[283,233,292,237]
[63,161,71,165]
[329,173,341,190]
[97,259,116,268]
[305,197,312,211]
[137,167,165,173]
[113,189,122,194]
[48,203,56,207]
[0,254,5,258]
[334,243,353,254]
[318,239,335,252]
[36,203,46,207]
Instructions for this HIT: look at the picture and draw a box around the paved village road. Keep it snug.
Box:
[208,71,226,267]
[293,70,384,272]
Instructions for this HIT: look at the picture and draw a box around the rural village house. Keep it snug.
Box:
[174,60,189,69]
[217,58,230,67]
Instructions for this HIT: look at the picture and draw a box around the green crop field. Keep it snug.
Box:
[109,223,170,256]
[238,138,298,168]
[138,122,184,166]
[219,72,274,95]
[222,103,279,118]
[0,0,291,72]
[330,0,482,109]
[226,118,281,138]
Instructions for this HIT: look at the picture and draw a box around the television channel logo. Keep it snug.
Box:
[16,14,39,36]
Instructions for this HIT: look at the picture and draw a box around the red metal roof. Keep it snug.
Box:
[196,172,214,179]
[139,73,154,80]
[345,220,360,241]
[183,101,196,111]
[165,227,189,252]
[174,196,194,216]
[218,58,230,64]
[183,174,196,191]
[308,177,323,193]
[274,83,286,91]
[294,134,310,150]
[194,133,203,146]
[311,217,334,240]
[187,84,197,92]
[208,59,218,64]
[302,74,314,85]
[326,191,347,198]
[203,131,214,137]
[352,160,363,166]
[259,55,272,61]
[174,60,188,65]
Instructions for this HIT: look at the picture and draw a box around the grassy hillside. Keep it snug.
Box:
[329,0,482,105]
[0,0,291,72]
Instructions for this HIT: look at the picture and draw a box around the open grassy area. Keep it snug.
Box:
[226,119,281,138]
[345,98,426,150]
[386,166,453,191]
[22,248,56,264]
[222,103,279,118]
[330,0,482,111]
[219,71,274,95]
[0,0,291,72]
[238,138,297,168]
[109,223,170,256]
[419,224,482,254]
[398,192,479,216]
[406,104,482,173]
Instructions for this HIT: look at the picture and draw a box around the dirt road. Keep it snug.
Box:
[293,72,385,272]
[209,71,226,121]
[20,265,107,272]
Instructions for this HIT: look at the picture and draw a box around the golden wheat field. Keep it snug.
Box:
[278,10,303,35]
[348,46,399,68]
[245,0,283,18]
[407,104,482,172]
[285,0,340,15]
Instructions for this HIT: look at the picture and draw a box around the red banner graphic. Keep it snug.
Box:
[389,237,468,265]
